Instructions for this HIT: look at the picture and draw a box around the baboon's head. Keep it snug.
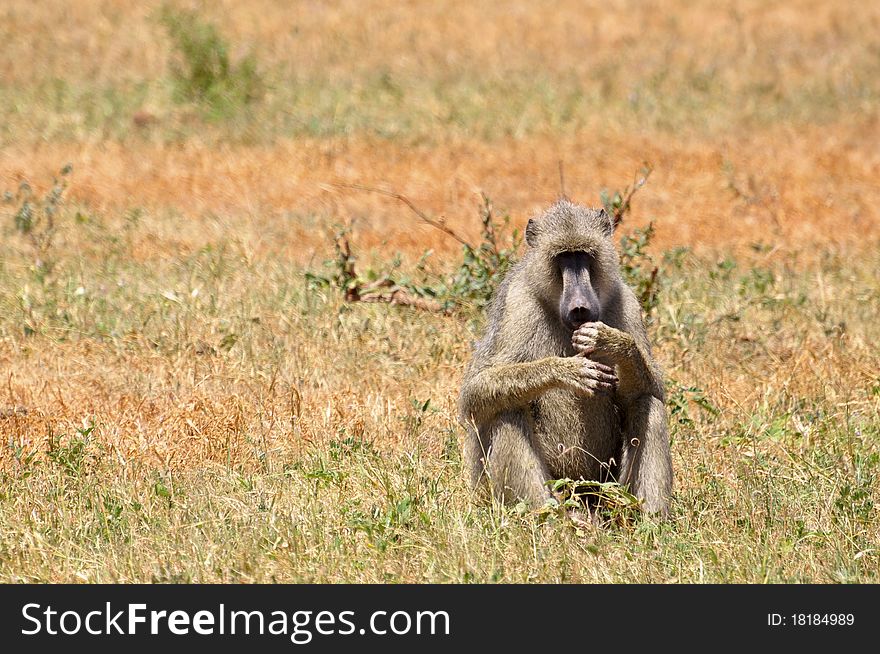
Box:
[523,200,621,331]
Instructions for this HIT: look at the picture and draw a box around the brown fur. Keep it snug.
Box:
[458,199,673,515]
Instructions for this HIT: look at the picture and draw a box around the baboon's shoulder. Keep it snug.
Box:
[471,260,526,358]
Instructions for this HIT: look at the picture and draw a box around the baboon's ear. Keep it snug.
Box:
[597,208,614,236]
[525,219,539,247]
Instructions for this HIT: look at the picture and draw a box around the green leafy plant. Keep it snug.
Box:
[47,424,97,477]
[601,164,661,316]
[160,6,263,117]
[3,164,72,275]
[667,382,719,427]
[443,194,521,310]
[834,451,877,525]
[329,434,379,462]
[307,192,520,313]
[547,477,642,525]
[343,493,424,553]
[305,227,447,312]
[619,223,660,315]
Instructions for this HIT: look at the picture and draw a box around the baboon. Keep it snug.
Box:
[458,199,672,516]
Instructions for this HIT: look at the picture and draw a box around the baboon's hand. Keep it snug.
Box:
[572,322,634,363]
[557,356,617,397]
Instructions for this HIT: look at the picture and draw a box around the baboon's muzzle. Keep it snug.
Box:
[559,257,600,331]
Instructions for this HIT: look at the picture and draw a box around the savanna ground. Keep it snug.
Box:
[1,0,879,583]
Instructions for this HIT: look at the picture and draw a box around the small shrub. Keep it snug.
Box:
[619,223,660,315]
[47,424,97,477]
[160,6,263,117]
[601,165,661,316]
[306,194,520,313]
[311,173,657,316]
[443,194,521,311]
[3,164,72,276]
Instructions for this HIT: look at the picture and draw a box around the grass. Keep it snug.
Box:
[0,199,877,582]
[0,0,878,583]
[2,1,880,145]
[8,65,876,145]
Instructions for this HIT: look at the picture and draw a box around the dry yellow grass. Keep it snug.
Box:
[2,123,880,262]
[0,0,878,582]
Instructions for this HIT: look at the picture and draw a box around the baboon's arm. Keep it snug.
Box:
[572,322,663,403]
[618,394,673,514]
[460,359,564,426]
[460,356,616,425]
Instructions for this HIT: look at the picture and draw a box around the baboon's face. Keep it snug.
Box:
[524,201,617,331]
[556,251,600,331]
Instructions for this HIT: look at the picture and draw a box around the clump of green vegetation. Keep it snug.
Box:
[443,194,521,310]
[3,164,72,277]
[47,424,97,477]
[601,165,662,316]
[618,224,660,314]
[160,6,263,118]
[546,477,642,526]
[306,192,521,313]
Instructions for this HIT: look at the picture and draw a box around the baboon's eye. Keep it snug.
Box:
[556,251,592,278]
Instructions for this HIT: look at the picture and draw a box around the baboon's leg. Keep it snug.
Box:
[482,411,553,507]
[618,395,672,514]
